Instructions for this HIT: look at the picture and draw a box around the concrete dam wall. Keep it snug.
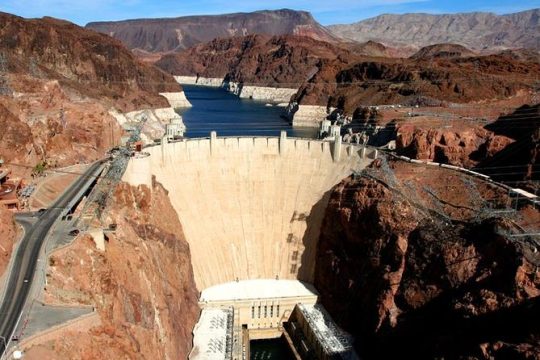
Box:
[123,135,378,290]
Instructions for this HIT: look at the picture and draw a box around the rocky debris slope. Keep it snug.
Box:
[0,207,16,276]
[328,9,540,51]
[0,12,179,112]
[0,12,183,174]
[35,180,199,359]
[315,159,540,359]
[86,9,337,53]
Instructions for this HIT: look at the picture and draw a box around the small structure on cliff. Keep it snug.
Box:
[165,117,185,140]
[0,163,22,210]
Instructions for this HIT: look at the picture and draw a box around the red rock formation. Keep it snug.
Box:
[156,34,353,87]
[0,12,180,112]
[477,104,540,194]
[0,12,183,173]
[315,160,540,359]
[156,34,540,114]
[39,180,199,359]
[396,124,514,167]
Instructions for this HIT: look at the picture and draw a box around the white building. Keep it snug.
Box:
[166,117,186,140]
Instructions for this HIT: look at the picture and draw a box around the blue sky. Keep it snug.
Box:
[1,0,539,25]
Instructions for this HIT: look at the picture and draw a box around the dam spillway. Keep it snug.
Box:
[123,134,378,290]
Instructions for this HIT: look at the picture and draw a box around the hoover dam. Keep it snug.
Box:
[123,133,378,289]
[122,133,377,358]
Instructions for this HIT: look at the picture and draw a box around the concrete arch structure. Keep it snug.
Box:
[123,134,378,290]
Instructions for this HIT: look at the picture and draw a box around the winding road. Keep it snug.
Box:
[0,160,105,356]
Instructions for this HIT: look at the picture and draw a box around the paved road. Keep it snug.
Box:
[0,160,105,355]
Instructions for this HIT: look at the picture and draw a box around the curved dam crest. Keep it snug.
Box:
[123,135,378,290]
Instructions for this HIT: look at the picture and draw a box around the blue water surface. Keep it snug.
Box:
[177,85,318,138]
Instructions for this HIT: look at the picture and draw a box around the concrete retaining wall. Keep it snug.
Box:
[127,136,378,290]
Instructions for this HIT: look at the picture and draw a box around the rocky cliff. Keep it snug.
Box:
[156,34,351,87]
[0,12,183,173]
[31,180,200,359]
[157,34,540,114]
[329,9,540,51]
[86,9,337,53]
[302,51,540,113]
[396,124,514,168]
[477,104,540,194]
[315,159,540,359]
[0,12,179,111]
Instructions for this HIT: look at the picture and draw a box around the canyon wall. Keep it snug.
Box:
[27,181,200,359]
[314,159,540,359]
[396,124,514,168]
[123,137,378,290]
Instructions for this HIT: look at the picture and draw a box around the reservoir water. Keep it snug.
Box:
[178,85,318,138]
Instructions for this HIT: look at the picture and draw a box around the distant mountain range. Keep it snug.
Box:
[329,9,540,51]
[86,8,540,54]
[86,9,336,53]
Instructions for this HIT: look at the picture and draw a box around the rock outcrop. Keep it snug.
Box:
[36,181,199,359]
[0,12,187,172]
[0,13,180,112]
[157,34,540,118]
[328,9,540,51]
[396,124,514,168]
[477,104,540,194]
[156,34,348,87]
[410,43,477,60]
[86,9,337,53]
[315,159,540,359]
